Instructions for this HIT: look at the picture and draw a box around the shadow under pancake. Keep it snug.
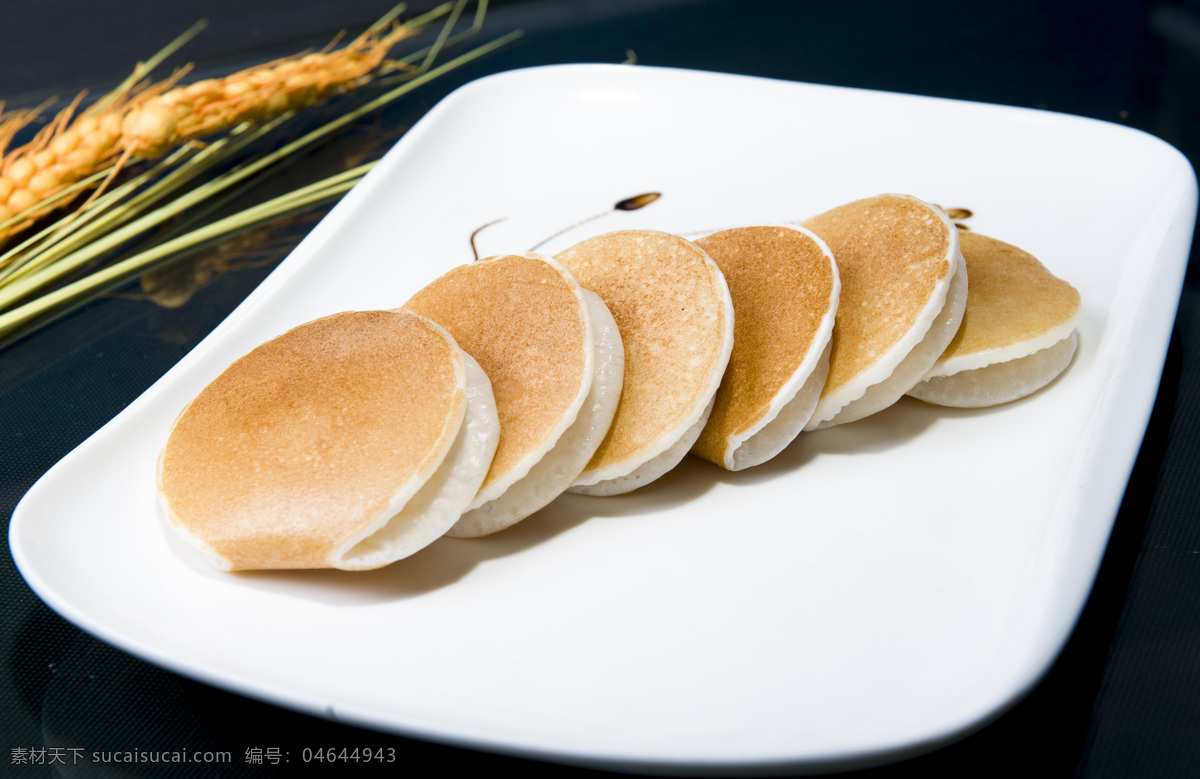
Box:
[162,456,719,607]
[726,355,1083,488]
[554,455,721,520]
[706,397,945,487]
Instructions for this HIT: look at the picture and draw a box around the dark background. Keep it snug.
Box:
[2,1,1198,776]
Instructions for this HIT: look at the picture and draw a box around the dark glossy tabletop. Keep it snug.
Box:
[2,1,1198,776]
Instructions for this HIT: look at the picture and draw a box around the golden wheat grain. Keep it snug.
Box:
[0,15,417,239]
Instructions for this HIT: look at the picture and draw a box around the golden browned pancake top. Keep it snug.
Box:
[940,231,1081,359]
[803,194,953,397]
[405,254,590,492]
[555,230,730,470]
[691,226,836,462]
[158,310,465,570]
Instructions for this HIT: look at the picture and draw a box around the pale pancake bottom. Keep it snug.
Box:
[909,330,1079,408]
[808,257,969,430]
[449,293,624,536]
[569,395,717,496]
[334,354,498,569]
[728,340,831,471]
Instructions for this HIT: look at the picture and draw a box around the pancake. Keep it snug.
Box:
[555,229,735,495]
[691,225,840,470]
[157,310,499,571]
[908,230,1081,407]
[802,194,967,429]
[404,253,623,536]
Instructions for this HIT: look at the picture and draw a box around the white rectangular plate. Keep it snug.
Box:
[11,65,1197,774]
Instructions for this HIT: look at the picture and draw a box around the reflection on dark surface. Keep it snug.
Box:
[39,635,616,778]
[127,213,322,310]
[10,608,82,731]
[43,638,271,779]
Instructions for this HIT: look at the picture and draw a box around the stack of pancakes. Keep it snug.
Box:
[158,195,1081,571]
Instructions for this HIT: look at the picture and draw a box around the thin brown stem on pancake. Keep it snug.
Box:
[469,217,505,261]
[527,192,662,252]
